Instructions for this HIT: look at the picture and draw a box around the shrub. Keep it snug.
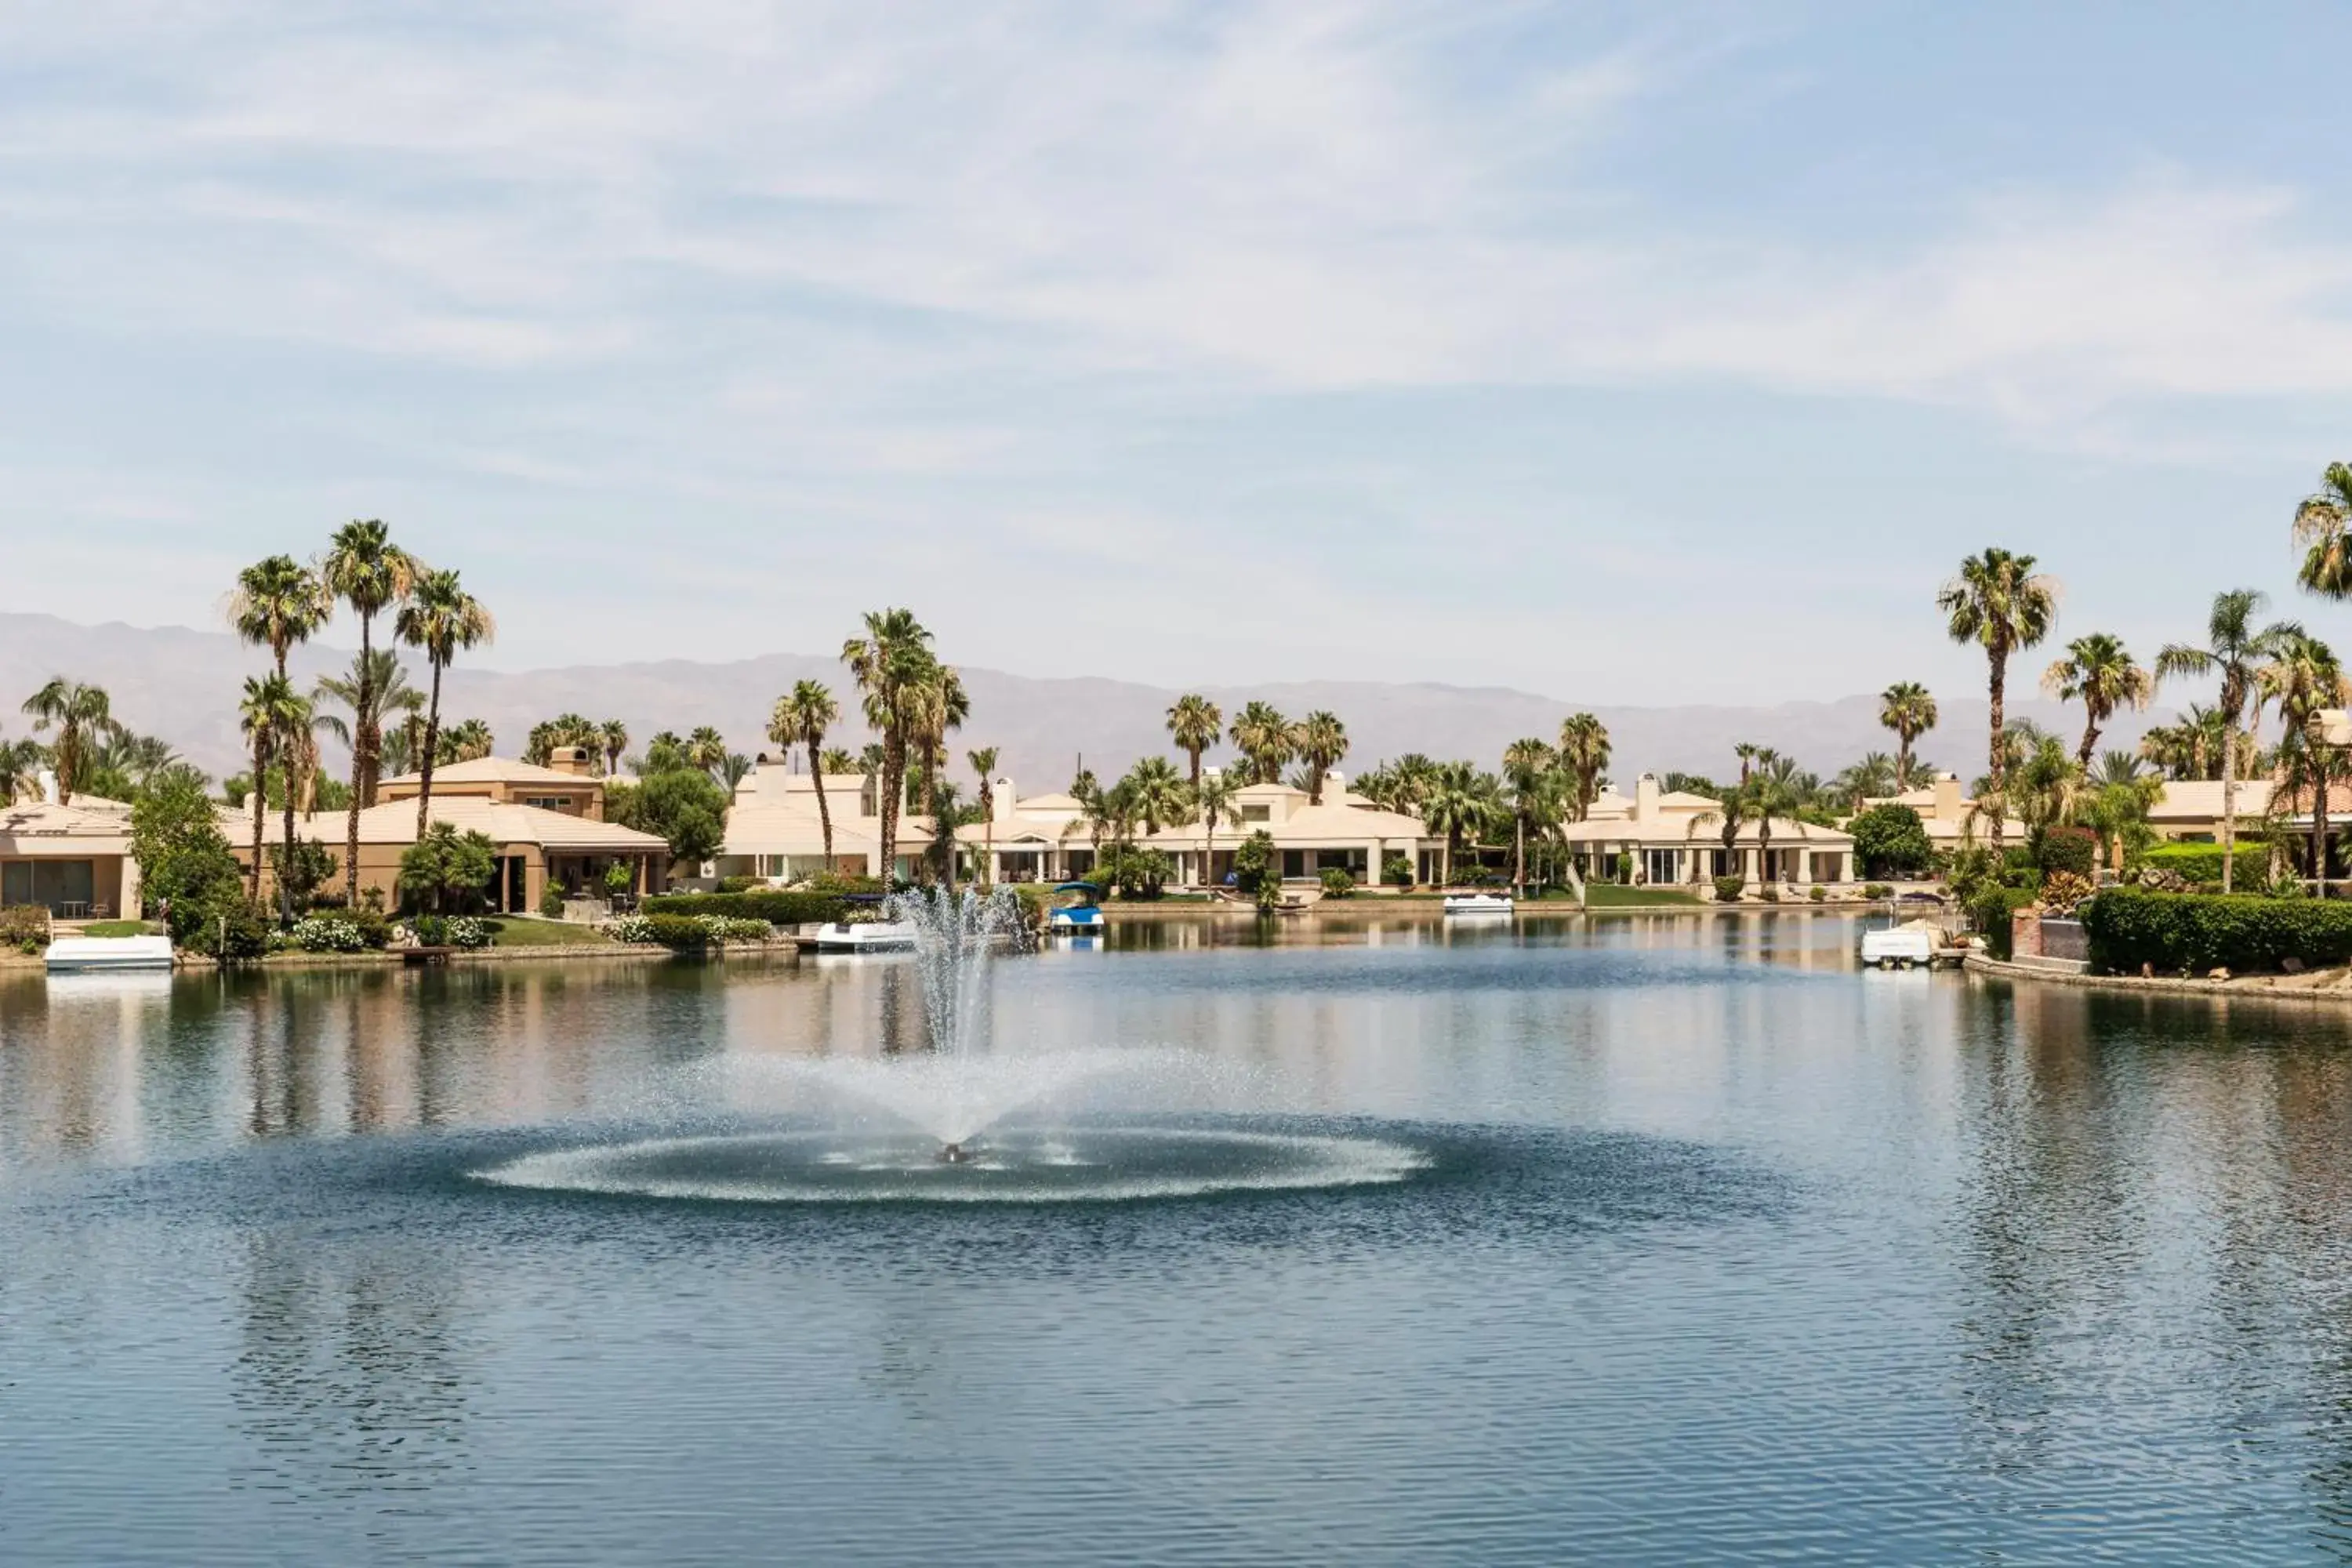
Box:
[609,768,728,866]
[714,874,760,895]
[539,884,568,918]
[1712,874,1745,902]
[267,837,340,913]
[608,863,642,898]
[1862,883,1893,900]
[698,915,772,944]
[2034,826,2099,879]
[2140,840,2271,889]
[445,916,493,949]
[1969,885,2041,960]
[397,823,498,914]
[131,768,250,949]
[412,913,449,946]
[606,912,710,949]
[1232,830,1277,895]
[1320,867,1356,898]
[1809,884,1828,902]
[0,905,48,954]
[805,872,884,896]
[641,891,847,926]
[1849,804,1933,879]
[2040,870,2095,913]
[1759,887,1780,903]
[1384,854,1414,888]
[289,909,390,952]
[1096,843,1172,899]
[2082,887,2352,975]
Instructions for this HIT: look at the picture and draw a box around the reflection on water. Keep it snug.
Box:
[11,916,2352,1561]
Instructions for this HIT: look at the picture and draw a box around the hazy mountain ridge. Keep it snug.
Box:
[0,612,2169,791]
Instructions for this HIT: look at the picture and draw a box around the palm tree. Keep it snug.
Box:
[1877,683,1937,789]
[227,552,329,873]
[2292,461,2352,597]
[2259,629,2352,889]
[1556,714,1610,822]
[902,662,968,889]
[819,746,855,776]
[1830,753,1900,809]
[1295,710,1348,804]
[0,734,43,804]
[1686,772,1750,891]
[1421,760,1492,886]
[770,681,841,870]
[318,519,420,904]
[2157,590,2296,893]
[600,720,630,778]
[1744,750,1802,890]
[1229,702,1294,787]
[1166,695,1222,789]
[1122,756,1189,835]
[440,718,495,763]
[685,726,729,779]
[236,676,279,899]
[1195,771,1240,889]
[394,568,495,836]
[1500,739,1559,897]
[966,746,1000,886]
[242,675,310,914]
[2041,632,2153,768]
[20,678,119,804]
[1936,548,2060,856]
[842,608,935,889]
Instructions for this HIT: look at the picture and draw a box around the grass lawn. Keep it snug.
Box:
[1579,885,1701,907]
[80,920,158,938]
[485,916,621,947]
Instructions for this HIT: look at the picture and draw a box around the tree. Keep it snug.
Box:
[2157,590,2296,894]
[439,718,495,763]
[1232,829,1279,908]
[1828,753,1900,809]
[770,680,841,870]
[611,766,728,869]
[1196,771,1241,888]
[906,661,969,889]
[394,568,495,836]
[319,520,420,904]
[842,608,936,888]
[1229,702,1294,787]
[1120,756,1189,835]
[2259,629,2351,888]
[1848,804,1933,879]
[228,552,332,902]
[1500,738,1558,896]
[2293,460,2352,599]
[2082,752,2164,873]
[130,767,253,952]
[238,675,307,910]
[20,677,121,805]
[1296,710,1349,804]
[967,746,1000,886]
[1877,683,1938,789]
[2042,632,2153,768]
[397,822,498,914]
[0,734,43,804]
[1166,694,1222,789]
[1557,713,1610,822]
[1421,760,1494,886]
[267,837,339,913]
[819,746,855,775]
[1744,750,1804,889]
[600,719,630,777]
[1936,548,2059,856]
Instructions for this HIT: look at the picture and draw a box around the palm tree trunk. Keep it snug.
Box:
[249,731,269,900]
[344,615,372,906]
[2317,742,2334,898]
[417,659,444,837]
[1986,654,2007,857]
[878,730,903,890]
[1513,814,1526,897]
[2078,716,2100,771]
[1188,747,1200,790]
[808,741,834,869]
[275,647,298,924]
[931,738,955,896]
[2220,707,2239,895]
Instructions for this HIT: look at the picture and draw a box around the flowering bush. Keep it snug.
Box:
[445,917,493,949]
[289,915,371,953]
[698,915,773,944]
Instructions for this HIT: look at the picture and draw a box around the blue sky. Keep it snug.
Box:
[4,2,2352,703]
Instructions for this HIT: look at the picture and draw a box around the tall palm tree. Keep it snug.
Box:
[2292,460,2352,597]
[1936,547,2060,856]
[1421,760,1493,887]
[227,550,329,891]
[966,746,1000,886]
[820,746,855,776]
[20,677,118,804]
[1121,756,1189,835]
[394,568,495,835]
[842,608,935,889]
[1500,738,1558,897]
[1296,710,1348,804]
[2041,632,2153,768]
[1229,701,1294,787]
[1195,771,1240,888]
[1830,753,1900,809]
[318,519,419,904]
[600,720,630,778]
[685,727,729,778]
[236,676,279,899]
[0,734,44,804]
[440,718,495,763]
[1556,713,1610,822]
[1166,695,1222,789]
[247,676,311,915]
[1744,750,1802,890]
[2157,589,2295,893]
[770,681,841,870]
[1877,683,1937,789]
[2259,630,2351,889]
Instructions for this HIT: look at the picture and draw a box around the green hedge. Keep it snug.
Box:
[2034,826,2099,878]
[2140,840,2269,886]
[641,891,849,925]
[1969,885,2040,960]
[2082,887,2352,975]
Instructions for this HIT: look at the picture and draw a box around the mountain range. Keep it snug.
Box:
[0,612,2171,794]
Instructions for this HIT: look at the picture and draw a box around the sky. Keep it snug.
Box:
[5,2,2352,705]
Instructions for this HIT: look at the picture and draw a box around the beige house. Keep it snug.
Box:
[1562,775,1856,888]
[955,770,1444,889]
[1860,775,2027,853]
[717,757,933,883]
[379,748,605,818]
[2147,779,2274,842]
[0,797,140,919]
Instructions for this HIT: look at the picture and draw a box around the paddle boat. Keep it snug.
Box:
[1442,892,1515,917]
[1046,882,1105,935]
[45,935,176,973]
[809,896,916,952]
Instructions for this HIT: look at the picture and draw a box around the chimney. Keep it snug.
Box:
[995,777,1017,823]
[1934,773,1963,823]
[1635,772,1661,823]
[546,746,590,777]
[1326,769,1347,797]
[38,768,58,805]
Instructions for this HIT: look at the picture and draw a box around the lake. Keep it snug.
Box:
[5,909,2352,1564]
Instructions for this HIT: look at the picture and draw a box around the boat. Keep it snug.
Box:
[1442,893,1515,917]
[45,935,176,973]
[1046,882,1105,935]
[1214,886,1323,914]
[809,919,917,953]
[1860,921,1937,969]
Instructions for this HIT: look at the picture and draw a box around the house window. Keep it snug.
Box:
[1282,850,1307,879]
[1644,849,1680,885]
[1241,804,1271,823]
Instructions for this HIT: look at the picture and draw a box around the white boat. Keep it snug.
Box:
[810,919,917,953]
[1443,893,1515,917]
[1046,882,1105,934]
[1860,924,1936,968]
[45,935,176,973]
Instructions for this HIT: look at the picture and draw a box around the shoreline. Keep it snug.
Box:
[1965,951,2352,1004]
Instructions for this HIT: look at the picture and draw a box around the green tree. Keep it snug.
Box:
[228,552,332,905]
[0,733,43,804]
[686,726,729,778]
[1500,738,1559,896]
[20,677,120,804]
[237,674,307,909]
[902,661,969,889]
[2042,632,2154,768]
[612,767,729,868]
[1232,828,1279,906]
[1195,771,1241,888]
[1295,710,1349,804]
[1166,694,1222,789]
[319,519,421,904]
[2157,589,2296,893]
[1936,547,2059,856]
[842,608,936,888]
[1848,804,1933,879]
[1829,753,1900,809]
[1556,713,1610,822]
[599,719,630,777]
[770,680,842,869]
[1421,760,1496,886]
[267,837,339,913]
[439,718,495,763]
[1120,755,1189,835]
[967,746,1000,887]
[1876,682,1938,789]
[130,767,256,953]
[1228,701,1294,787]
[2259,629,2350,887]
[2292,461,2352,599]
[397,822,498,913]
[394,567,495,835]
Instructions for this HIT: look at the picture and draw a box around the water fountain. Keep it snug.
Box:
[480,886,1426,1203]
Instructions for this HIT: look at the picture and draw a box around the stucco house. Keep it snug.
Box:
[1859,775,2027,854]
[0,796,140,920]
[379,748,606,818]
[716,757,932,883]
[1561,774,1856,889]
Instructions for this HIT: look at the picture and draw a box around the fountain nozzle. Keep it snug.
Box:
[938,1142,973,1165]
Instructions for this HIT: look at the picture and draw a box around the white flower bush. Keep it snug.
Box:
[445,917,493,949]
[289,916,370,953]
[605,913,659,944]
[699,915,772,944]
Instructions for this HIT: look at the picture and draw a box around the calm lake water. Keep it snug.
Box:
[8,910,2352,1564]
